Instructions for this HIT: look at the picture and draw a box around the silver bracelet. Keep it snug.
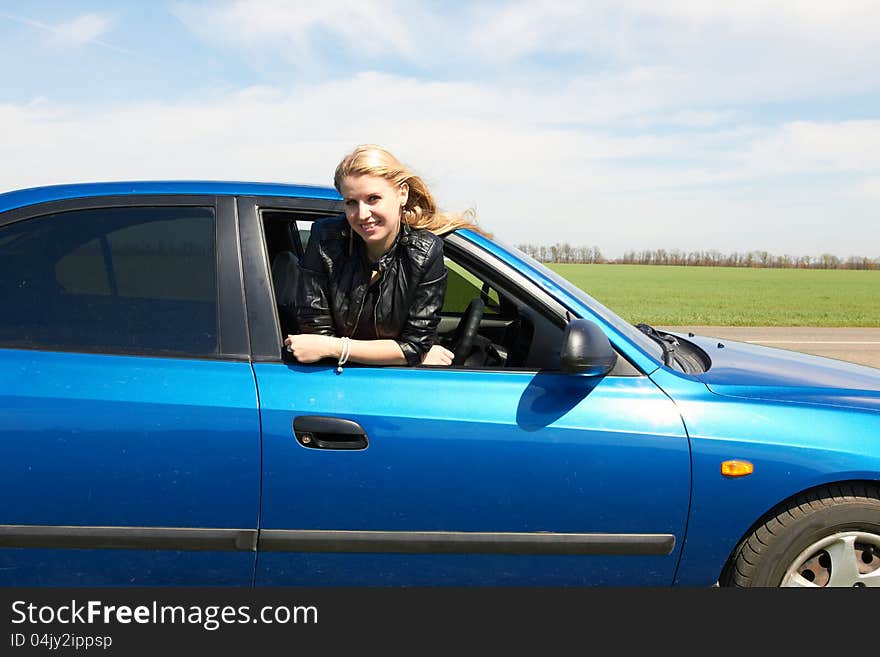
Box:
[336,336,351,373]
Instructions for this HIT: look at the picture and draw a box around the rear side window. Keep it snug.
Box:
[0,206,217,356]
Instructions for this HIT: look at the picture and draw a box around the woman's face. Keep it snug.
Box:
[340,174,408,259]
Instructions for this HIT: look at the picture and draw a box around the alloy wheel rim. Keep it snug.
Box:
[782,531,880,587]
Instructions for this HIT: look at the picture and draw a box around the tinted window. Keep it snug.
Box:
[0,206,218,355]
[443,259,501,315]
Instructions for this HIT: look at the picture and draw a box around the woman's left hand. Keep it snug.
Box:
[421,344,454,366]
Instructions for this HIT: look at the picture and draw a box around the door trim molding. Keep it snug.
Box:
[0,525,675,555]
[0,525,258,551]
[259,529,675,555]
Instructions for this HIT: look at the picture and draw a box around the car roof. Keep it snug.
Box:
[0,180,342,214]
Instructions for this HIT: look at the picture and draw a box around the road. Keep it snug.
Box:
[658,326,880,370]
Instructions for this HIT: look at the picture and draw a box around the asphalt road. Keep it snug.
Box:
[658,326,880,370]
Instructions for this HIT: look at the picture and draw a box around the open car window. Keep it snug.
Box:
[259,211,640,375]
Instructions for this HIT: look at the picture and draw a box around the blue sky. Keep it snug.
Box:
[2,1,879,258]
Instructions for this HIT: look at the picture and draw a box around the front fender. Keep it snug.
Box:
[649,368,880,586]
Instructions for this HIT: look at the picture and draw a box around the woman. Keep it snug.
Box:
[284,144,485,369]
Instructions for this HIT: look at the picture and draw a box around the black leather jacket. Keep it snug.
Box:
[295,215,448,365]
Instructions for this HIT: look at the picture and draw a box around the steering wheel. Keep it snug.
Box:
[451,297,485,366]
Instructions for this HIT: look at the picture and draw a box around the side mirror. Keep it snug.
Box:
[560,318,617,376]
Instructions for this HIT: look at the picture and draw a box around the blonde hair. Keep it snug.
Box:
[333,144,490,237]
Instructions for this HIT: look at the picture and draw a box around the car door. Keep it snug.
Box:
[239,199,691,586]
[0,196,260,585]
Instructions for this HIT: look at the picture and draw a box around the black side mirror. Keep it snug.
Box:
[560,318,617,376]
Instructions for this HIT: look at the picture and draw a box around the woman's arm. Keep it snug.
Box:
[284,334,453,366]
[284,333,407,365]
[394,240,448,366]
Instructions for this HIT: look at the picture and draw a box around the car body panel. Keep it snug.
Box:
[0,180,340,215]
[647,367,880,585]
[254,364,690,585]
[682,333,880,397]
[0,349,261,585]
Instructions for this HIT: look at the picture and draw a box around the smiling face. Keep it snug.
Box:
[340,174,408,260]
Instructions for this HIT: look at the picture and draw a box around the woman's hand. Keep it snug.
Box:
[421,344,454,366]
[284,334,338,363]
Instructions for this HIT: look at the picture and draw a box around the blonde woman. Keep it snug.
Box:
[284,144,483,368]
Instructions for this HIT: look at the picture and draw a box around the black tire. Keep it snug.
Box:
[720,484,880,587]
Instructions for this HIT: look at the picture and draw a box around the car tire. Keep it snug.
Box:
[721,484,880,587]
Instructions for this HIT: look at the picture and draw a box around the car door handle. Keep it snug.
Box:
[293,416,369,450]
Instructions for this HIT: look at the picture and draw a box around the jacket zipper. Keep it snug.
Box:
[350,287,368,338]
[349,266,381,337]
[373,270,385,336]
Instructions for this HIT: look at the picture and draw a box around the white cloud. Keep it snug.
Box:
[466,1,880,58]
[1,73,877,257]
[51,13,114,46]
[173,0,420,61]
[741,121,880,176]
[464,2,862,54]
[173,0,880,125]
[1,11,115,46]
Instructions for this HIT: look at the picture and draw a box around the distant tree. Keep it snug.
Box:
[653,248,667,265]
[523,242,874,269]
[819,253,841,269]
[845,255,870,270]
[560,242,572,263]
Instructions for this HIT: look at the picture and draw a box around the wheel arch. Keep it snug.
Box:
[717,479,880,585]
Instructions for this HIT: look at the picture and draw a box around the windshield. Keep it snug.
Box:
[499,240,666,362]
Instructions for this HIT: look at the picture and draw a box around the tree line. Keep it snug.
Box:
[515,244,880,270]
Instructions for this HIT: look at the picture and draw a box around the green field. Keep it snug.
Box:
[546,264,880,327]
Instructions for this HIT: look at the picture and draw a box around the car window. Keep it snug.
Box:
[260,213,574,371]
[265,214,501,316]
[501,241,665,363]
[296,220,312,254]
[444,259,501,315]
[0,206,218,356]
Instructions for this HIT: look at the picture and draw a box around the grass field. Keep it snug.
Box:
[546,264,880,327]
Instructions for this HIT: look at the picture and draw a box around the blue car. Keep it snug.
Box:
[0,181,878,587]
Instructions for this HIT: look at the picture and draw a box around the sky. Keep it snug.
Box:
[1,1,879,259]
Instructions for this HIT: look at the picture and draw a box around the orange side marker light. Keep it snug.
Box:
[721,460,754,478]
